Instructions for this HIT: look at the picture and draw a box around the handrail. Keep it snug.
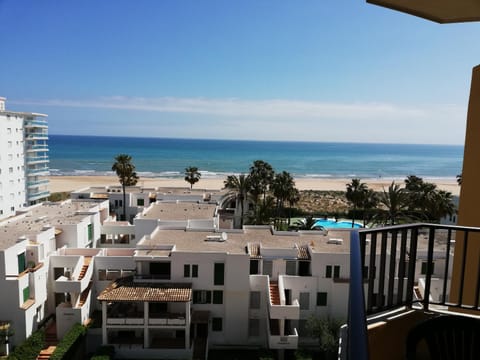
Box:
[347,230,369,360]
[343,222,480,359]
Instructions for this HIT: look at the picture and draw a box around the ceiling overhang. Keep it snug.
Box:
[367,0,480,23]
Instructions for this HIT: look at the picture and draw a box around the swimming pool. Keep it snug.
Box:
[313,219,363,229]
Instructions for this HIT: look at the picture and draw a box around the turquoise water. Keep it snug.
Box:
[314,219,363,229]
[48,135,463,179]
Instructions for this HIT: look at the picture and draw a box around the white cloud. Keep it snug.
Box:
[10,96,467,144]
[11,96,442,119]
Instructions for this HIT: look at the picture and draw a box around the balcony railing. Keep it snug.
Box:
[27,168,49,175]
[343,223,480,360]
[24,119,48,127]
[26,156,49,164]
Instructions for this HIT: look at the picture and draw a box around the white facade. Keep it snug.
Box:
[0,97,49,220]
[0,199,106,351]
[0,188,456,359]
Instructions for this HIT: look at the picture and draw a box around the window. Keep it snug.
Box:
[212,317,223,332]
[150,262,171,279]
[87,224,93,241]
[326,265,332,278]
[421,261,434,275]
[300,292,310,310]
[185,264,198,277]
[317,292,328,306]
[137,198,144,206]
[249,291,261,309]
[263,260,273,277]
[286,260,296,275]
[18,252,26,273]
[213,290,223,304]
[298,261,311,276]
[334,265,340,278]
[23,286,30,303]
[98,269,107,280]
[9,167,13,173]
[326,265,340,278]
[214,263,224,285]
[248,318,260,337]
[193,290,211,304]
[249,259,259,274]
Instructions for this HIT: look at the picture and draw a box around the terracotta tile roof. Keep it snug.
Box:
[98,276,192,302]
[297,245,311,260]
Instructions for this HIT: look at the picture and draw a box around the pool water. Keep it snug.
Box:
[313,219,363,229]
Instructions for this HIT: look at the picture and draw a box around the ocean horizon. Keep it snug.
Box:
[48,134,463,180]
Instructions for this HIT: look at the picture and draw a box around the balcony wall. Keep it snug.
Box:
[267,321,298,350]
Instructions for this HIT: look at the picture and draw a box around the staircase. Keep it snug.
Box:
[77,281,92,308]
[45,321,57,346]
[36,346,56,360]
[269,281,281,305]
[77,257,91,281]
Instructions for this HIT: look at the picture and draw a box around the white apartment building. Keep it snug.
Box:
[0,97,49,220]
[0,187,454,359]
[0,199,108,353]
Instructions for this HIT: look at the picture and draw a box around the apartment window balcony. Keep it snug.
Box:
[341,224,480,360]
[24,119,48,128]
[27,191,50,201]
[26,155,49,165]
[25,132,48,140]
[26,145,49,152]
[27,179,49,188]
[27,168,49,175]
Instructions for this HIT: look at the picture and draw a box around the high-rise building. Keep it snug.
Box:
[0,97,49,219]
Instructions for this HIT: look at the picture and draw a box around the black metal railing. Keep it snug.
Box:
[344,223,480,359]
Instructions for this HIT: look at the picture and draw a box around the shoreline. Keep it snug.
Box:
[48,175,461,196]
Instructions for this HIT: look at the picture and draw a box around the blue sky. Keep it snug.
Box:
[1,0,479,144]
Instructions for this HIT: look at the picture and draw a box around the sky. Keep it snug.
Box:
[1,0,480,145]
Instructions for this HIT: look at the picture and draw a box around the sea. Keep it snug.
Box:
[48,135,463,181]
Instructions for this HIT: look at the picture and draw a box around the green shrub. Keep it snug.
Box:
[8,328,45,360]
[90,344,114,360]
[50,324,86,360]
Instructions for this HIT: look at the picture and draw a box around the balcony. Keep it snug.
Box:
[24,119,48,128]
[26,144,49,152]
[268,280,300,320]
[267,318,299,349]
[341,224,480,360]
[27,167,49,176]
[27,179,49,188]
[26,155,49,164]
[25,132,48,140]
[27,190,50,202]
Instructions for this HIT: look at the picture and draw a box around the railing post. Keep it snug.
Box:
[347,230,369,360]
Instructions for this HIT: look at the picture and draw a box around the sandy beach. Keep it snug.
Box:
[48,176,461,196]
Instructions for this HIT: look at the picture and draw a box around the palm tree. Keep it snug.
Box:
[286,187,300,226]
[378,181,409,225]
[425,190,456,223]
[295,215,317,230]
[346,178,368,228]
[112,154,139,221]
[224,174,251,228]
[249,160,275,208]
[271,171,296,228]
[184,166,201,189]
[361,189,379,227]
